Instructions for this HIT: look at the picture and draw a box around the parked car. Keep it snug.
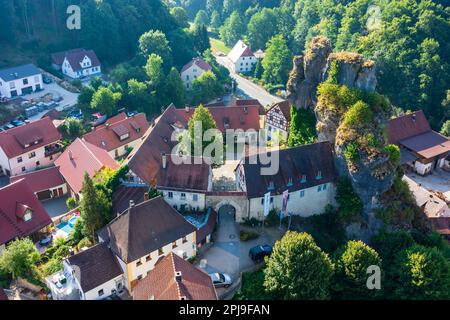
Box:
[249,244,273,263]
[11,119,25,127]
[126,110,138,117]
[2,124,14,130]
[43,75,53,84]
[209,273,232,288]
[68,109,83,119]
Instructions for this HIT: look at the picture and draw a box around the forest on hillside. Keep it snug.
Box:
[176,0,450,130]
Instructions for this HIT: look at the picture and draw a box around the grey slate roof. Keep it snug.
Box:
[240,142,337,198]
[66,243,123,293]
[0,64,41,82]
[97,196,197,263]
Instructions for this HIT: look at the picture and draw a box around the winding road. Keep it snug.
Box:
[215,55,283,108]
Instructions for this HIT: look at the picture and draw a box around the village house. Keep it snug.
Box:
[403,176,450,239]
[132,252,217,300]
[235,142,337,220]
[10,166,67,201]
[97,196,197,291]
[0,117,62,176]
[228,40,256,74]
[180,57,212,90]
[176,104,261,146]
[0,179,52,255]
[0,64,43,99]
[265,100,291,143]
[156,154,212,212]
[126,104,188,186]
[387,111,450,175]
[54,138,119,199]
[51,48,101,79]
[82,112,149,159]
[46,243,125,300]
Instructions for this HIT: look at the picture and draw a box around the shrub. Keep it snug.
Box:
[343,101,372,127]
[66,197,77,210]
[239,230,259,241]
[383,144,400,165]
[344,142,360,162]
[234,269,273,300]
[76,238,93,251]
[264,209,280,227]
[335,178,363,223]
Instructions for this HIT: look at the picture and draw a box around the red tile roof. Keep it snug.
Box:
[52,48,100,71]
[126,105,188,185]
[132,252,217,300]
[176,105,261,133]
[387,111,431,145]
[54,138,119,194]
[0,117,61,158]
[83,113,149,152]
[388,111,450,159]
[10,166,65,193]
[181,57,212,73]
[0,179,52,245]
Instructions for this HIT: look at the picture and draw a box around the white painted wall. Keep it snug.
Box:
[107,139,141,159]
[0,73,43,98]
[83,275,125,300]
[414,160,433,176]
[181,64,207,90]
[0,147,11,176]
[160,190,207,211]
[126,232,196,287]
[234,56,256,73]
[247,183,336,220]
[2,144,58,176]
[62,56,101,79]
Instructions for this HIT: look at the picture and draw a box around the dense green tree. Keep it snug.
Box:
[287,105,317,147]
[441,120,450,137]
[77,85,96,109]
[139,29,173,67]
[0,238,39,279]
[335,178,363,223]
[192,24,211,54]
[192,71,224,104]
[253,58,264,79]
[170,6,190,28]
[246,8,278,50]
[194,10,209,26]
[223,0,241,17]
[188,104,218,154]
[63,117,85,140]
[332,240,382,299]
[210,10,222,30]
[264,231,334,299]
[165,68,186,107]
[90,87,121,117]
[207,0,223,15]
[79,173,112,240]
[262,34,292,86]
[219,11,246,47]
[394,245,450,299]
[124,79,154,114]
[145,54,165,87]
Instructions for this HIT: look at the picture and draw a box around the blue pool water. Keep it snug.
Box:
[56,221,74,234]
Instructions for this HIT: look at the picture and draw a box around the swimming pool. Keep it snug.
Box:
[56,216,79,235]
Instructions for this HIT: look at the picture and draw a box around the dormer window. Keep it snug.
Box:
[23,209,33,222]
[119,133,129,141]
[316,171,322,180]
[300,175,307,183]
[287,177,293,187]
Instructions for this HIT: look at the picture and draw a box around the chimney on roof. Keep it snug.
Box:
[68,150,73,160]
[162,153,167,169]
[129,200,135,208]
[175,271,182,282]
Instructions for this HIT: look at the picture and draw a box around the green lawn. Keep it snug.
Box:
[210,38,231,55]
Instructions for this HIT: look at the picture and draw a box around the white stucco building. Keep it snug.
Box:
[0,64,43,99]
[228,40,257,74]
[51,48,101,79]
[180,57,212,90]
[235,142,338,220]
[0,117,62,176]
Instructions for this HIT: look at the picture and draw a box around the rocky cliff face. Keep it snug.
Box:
[287,37,377,110]
[288,36,395,239]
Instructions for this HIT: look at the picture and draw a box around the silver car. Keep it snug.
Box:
[209,273,232,288]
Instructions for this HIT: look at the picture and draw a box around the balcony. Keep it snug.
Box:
[45,143,63,157]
